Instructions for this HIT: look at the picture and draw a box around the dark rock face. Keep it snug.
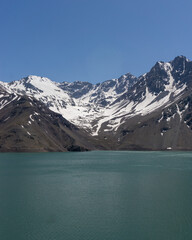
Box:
[171,56,192,86]
[59,81,94,98]
[145,63,169,94]
[116,74,137,94]
[100,73,138,95]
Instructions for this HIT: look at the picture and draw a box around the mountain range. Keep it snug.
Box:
[0,55,192,151]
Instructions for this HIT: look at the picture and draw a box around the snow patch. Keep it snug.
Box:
[29,114,34,121]
[158,112,164,123]
[3,116,10,122]
[167,147,172,150]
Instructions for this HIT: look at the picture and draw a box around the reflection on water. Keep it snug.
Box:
[0,151,192,240]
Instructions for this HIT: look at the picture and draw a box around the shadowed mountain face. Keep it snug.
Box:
[0,56,192,151]
[0,93,93,152]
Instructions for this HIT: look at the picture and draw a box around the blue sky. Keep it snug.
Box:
[0,0,192,83]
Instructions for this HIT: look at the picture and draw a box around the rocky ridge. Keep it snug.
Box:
[0,55,192,151]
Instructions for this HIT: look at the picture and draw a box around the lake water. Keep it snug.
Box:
[0,151,192,240]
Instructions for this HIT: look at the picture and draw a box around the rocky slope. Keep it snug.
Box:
[0,90,93,151]
[0,55,192,151]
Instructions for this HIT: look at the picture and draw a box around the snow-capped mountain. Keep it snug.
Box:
[0,55,192,151]
[2,72,138,134]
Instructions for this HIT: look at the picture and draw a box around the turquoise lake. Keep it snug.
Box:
[0,151,192,240]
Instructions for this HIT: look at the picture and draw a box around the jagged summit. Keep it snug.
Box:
[172,55,190,62]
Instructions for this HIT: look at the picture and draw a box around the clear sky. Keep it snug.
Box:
[0,0,192,83]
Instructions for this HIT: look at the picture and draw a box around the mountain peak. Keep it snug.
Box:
[150,60,172,74]
[172,55,189,61]
[169,55,192,76]
[149,56,190,76]
[171,55,190,66]
[26,75,52,82]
